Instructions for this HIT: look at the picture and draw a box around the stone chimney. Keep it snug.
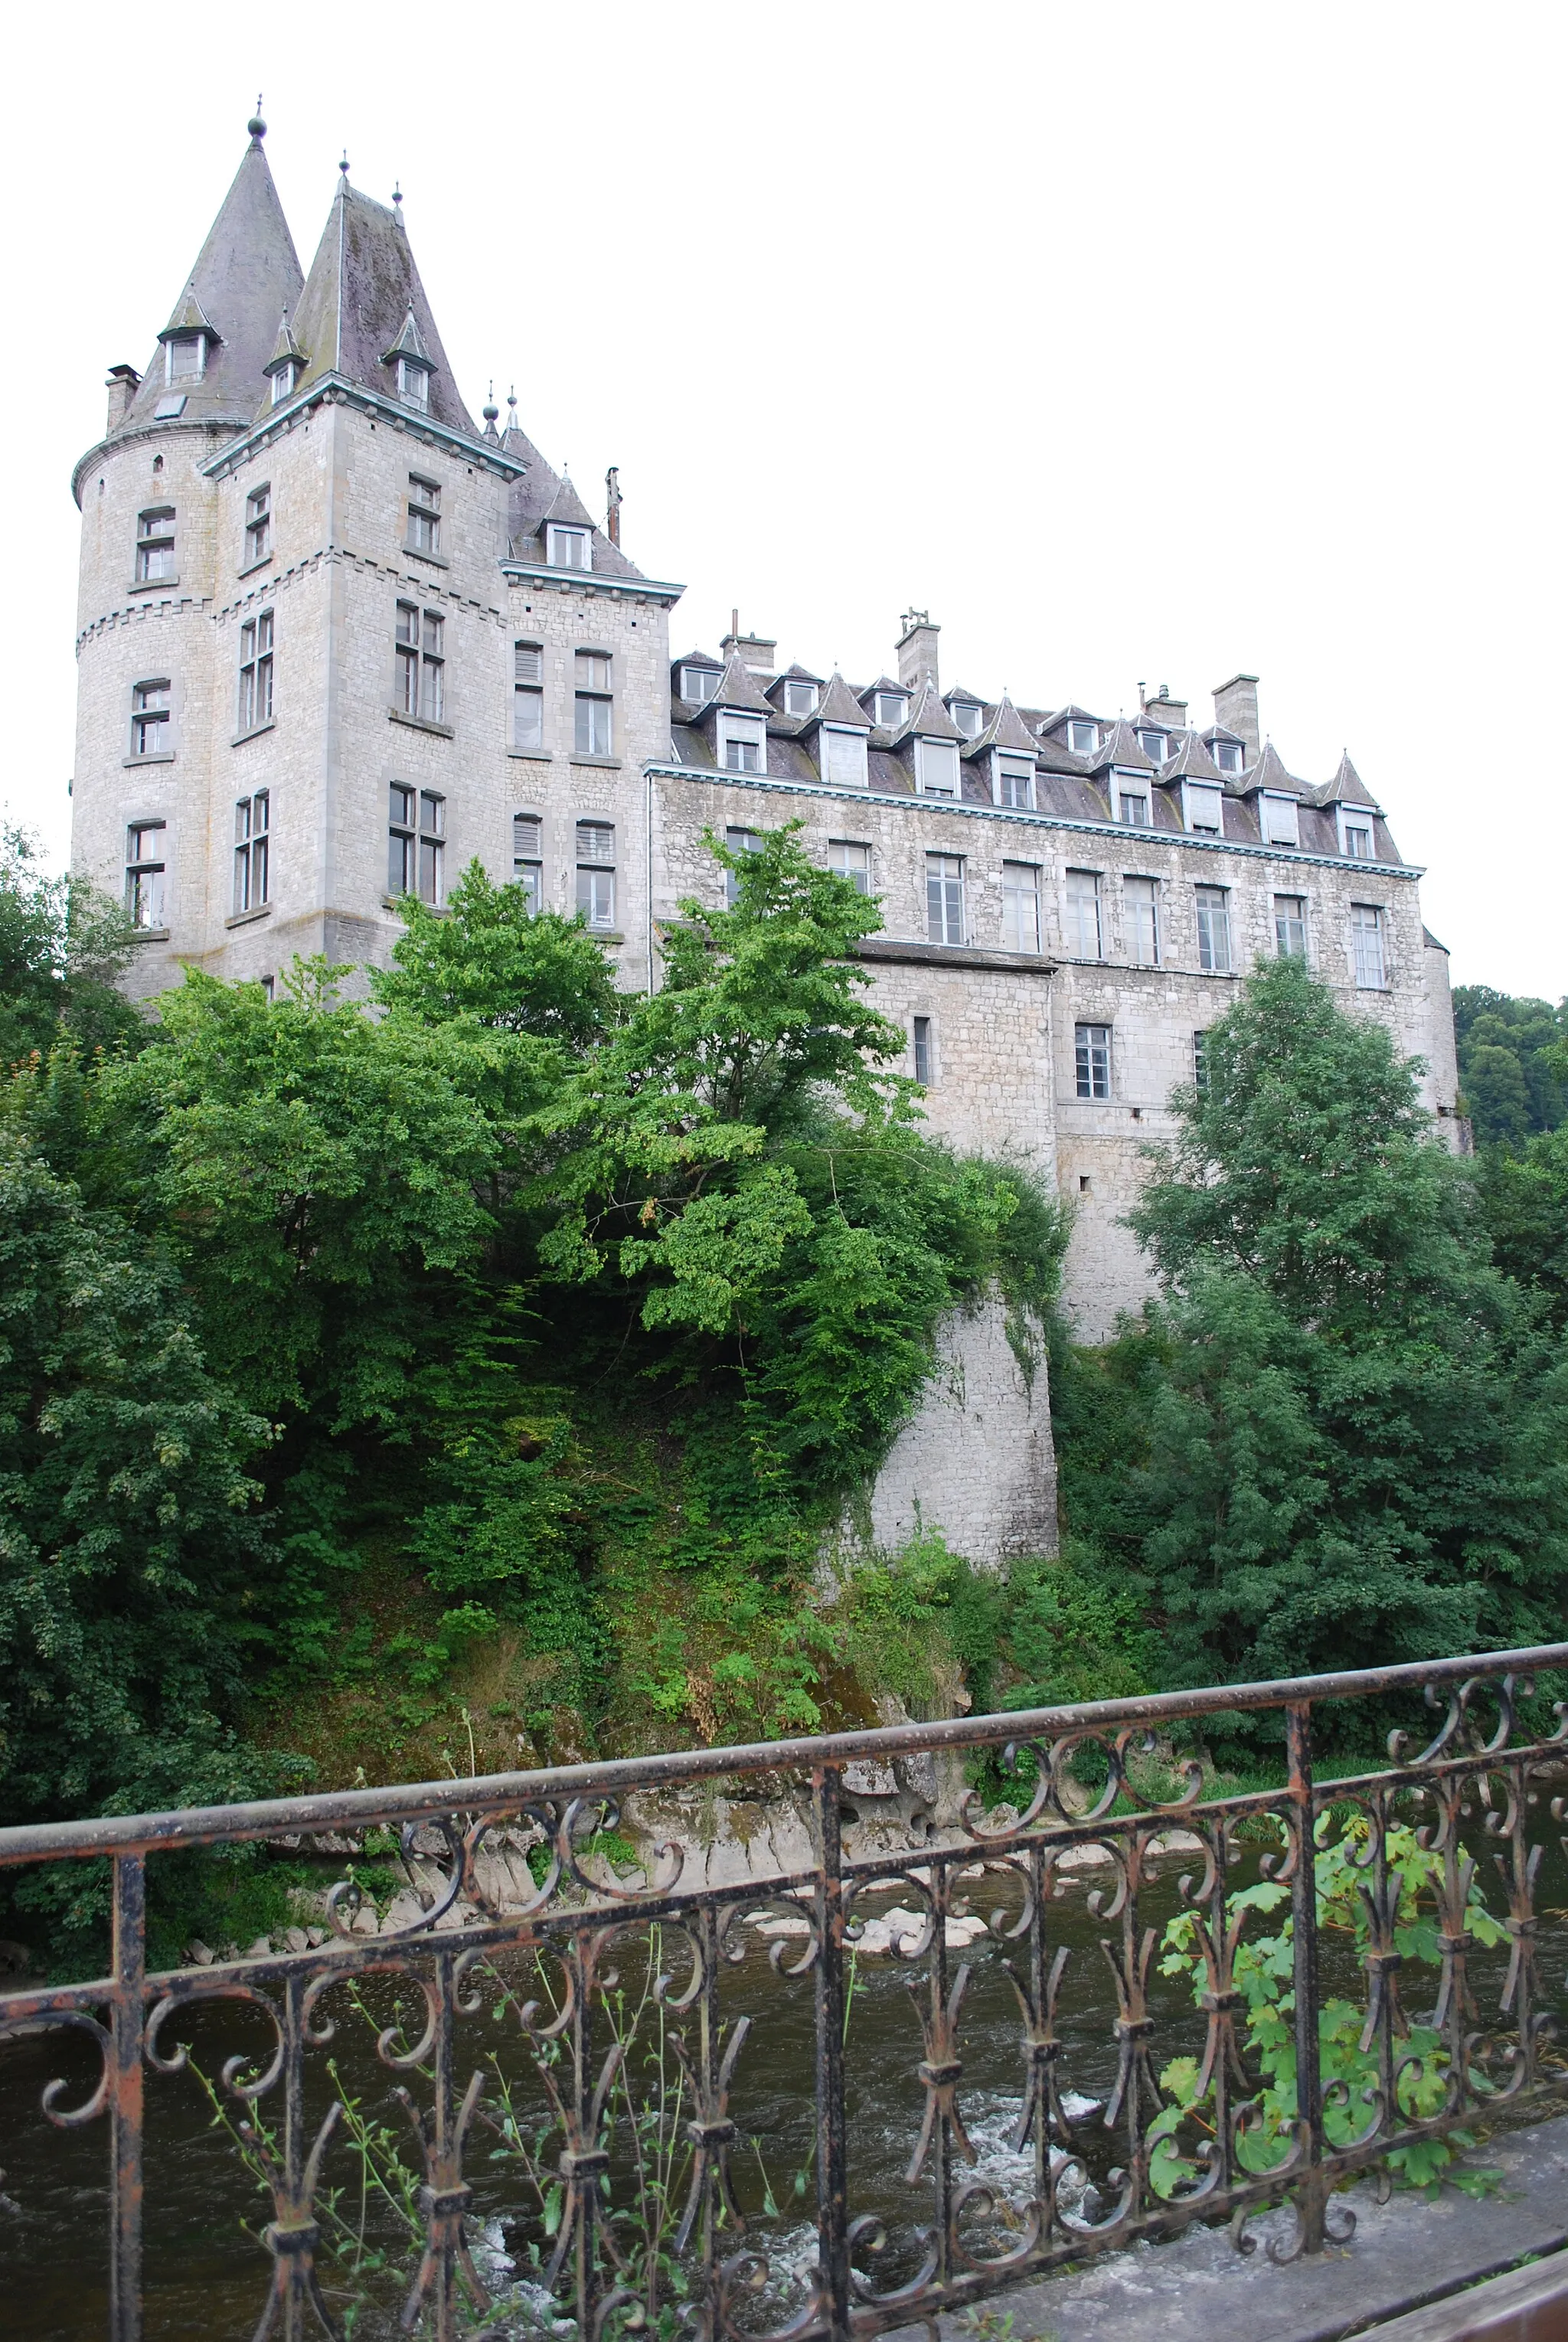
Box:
[1212,672,1260,758]
[897,609,940,692]
[720,619,777,674]
[1140,682,1188,730]
[106,364,140,431]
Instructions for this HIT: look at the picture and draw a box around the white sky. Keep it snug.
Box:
[7,2,1563,997]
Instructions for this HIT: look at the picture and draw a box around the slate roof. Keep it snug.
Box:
[808,671,874,730]
[1238,740,1305,799]
[1087,717,1158,775]
[709,651,774,716]
[892,678,964,746]
[962,694,1038,760]
[1312,751,1382,812]
[265,310,308,374]
[1160,730,1227,782]
[289,175,476,436]
[538,472,597,532]
[504,439,645,580]
[113,128,304,441]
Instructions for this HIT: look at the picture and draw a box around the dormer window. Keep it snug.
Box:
[875,690,908,730]
[994,756,1034,811]
[1339,812,1375,861]
[1183,782,1224,835]
[547,524,590,571]
[915,737,959,797]
[397,358,430,411]
[1067,718,1099,754]
[1112,773,1151,827]
[718,714,766,775]
[1213,740,1243,774]
[783,678,818,716]
[1138,730,1168,763]
[1262,792,1300,848]
[165,335,206,384]
[951,700,984,738]
[822,727,868,788]
[680,665,720,704]
[270,360,299,407]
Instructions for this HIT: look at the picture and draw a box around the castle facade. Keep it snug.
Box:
[70,121,1463,1343]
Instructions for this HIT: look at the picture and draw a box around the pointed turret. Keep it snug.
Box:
[807,671,874,733]
[111,116,303,443]
[539,471,597,534]
[1240,740,1304,799]
[1086,716,1158,774]
[289,174,477,436]
[1313,750,1382,812]
[891,678,964,746]
[962,691,1037,760]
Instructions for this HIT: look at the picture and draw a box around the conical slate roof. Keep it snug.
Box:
[963,692,1037,760]
[893,678,964,745]
[1239,740,1304,798]
[1160,730,1226,782]
[266,309,309,372]
[1312,750,1382,812]
[115,125,303,439]
[290,175,476,436]
[1088,716,1158,774]
[807,671,874,730]
[539,471,597,532]
[709,651,774,716]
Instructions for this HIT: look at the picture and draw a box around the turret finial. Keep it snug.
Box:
[339,150,350,178]
[248,96,266,141]
[392,182,403,211]
[482,384,499,423]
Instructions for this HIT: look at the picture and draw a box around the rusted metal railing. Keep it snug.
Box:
[2,1647,1566,2340]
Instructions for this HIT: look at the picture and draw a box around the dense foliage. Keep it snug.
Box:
[1453,983,1567,1145]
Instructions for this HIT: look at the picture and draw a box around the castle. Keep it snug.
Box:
[70,119,1464,1392]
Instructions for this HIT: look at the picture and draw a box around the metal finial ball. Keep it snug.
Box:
[339,152,350,177]
[392,183,403,207]
[248,95,266,139]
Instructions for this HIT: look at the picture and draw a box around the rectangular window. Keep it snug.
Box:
[1214,740,1243,774]
[1342,817,1374,861]
[1075,1023,1112,1101]
[1067,719,1098,753]
[547,524,590,570]
[388,784,444,903]
[1184,783,1224,835]
[1114,775,1151,826]
[130,678,171,758]
[124,820,166,928]
[916,737,959,796]
[1138,730,1168,763]
[1351,903,1387,988]
[680,665,719,703]
[783,679,818,714]
[1065,867,1102,959]
[1002,861,1040,952]
[243,485,270,568]
[1193,1031,1210,1093]
[913,1015,933,1084]
[574,650,613,756]
[823,727,868,786]
[875,691,908,729]
[237,608,274,733]
[407,475,441,557]
[270,362,296,407]
[952,701,983,738]
[1195,884,1232,973]
[167,335,204,382]
[995,756,1034,810]
[395,603,445,722]
[576,820,616,929]
[720,716,765,774]
[514,640,544,750]
[512,812,543,912]
[1274,893,1307,957]
[397,358,430,411]
[724,825,763,906]
[136,507,175,581]
[926,853,965,945]
[828,839,871,894]
[1263,792,1299,848]
[233,791,270,913]
[1126,875,1160,966]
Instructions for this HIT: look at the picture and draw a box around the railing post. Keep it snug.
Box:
[1286,1703,1325,2253]
[109,1850,146,2342]
[813,1764,851,2342]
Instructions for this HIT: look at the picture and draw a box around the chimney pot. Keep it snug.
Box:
[721,627,777,675]
[105,364,139,431]
[1211,672,1260,759]
[896,609,940,693]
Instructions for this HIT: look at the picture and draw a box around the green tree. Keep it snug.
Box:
[1453,985,1566,1144]
[372,860,621,1045]
[0,824,146,1066]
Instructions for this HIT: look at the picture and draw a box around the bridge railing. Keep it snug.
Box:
[2,1646,1567,2341]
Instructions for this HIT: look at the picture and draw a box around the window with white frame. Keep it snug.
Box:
[514,641,544,751]
[130,678,171,759]
[1002,861,1041,952]
[874,689,908,729]
[576,820,616,929]
[916,737,959,796]
[951,700,984,738]
[822,727,867,787]
[782,678,818,715]
[1064,867,1102,959]
[1126,875,1160,967]
[1195,884,1232,973]
[718,714,765,774]
[680,665,720,704]
[1067,718,1099,753]
[547,524,590,571]
[926,853,965,945]
[125,820,166,928]
[1183,782,1223,835]
[1274,893,1307,958]
[1213,740,1243,774]
[395,603,445,722]
[724,825,763,906]
[512,812,543,913]
[1340,811,1375,860]
[828,839,871,894]
[1262,792,1300,848]
[1138,730,1168,763]
[995,756,1034,810]
[165,335,205,384]
[407,475,441,557]
[574,651,612,757]
[233,792,270,913]
[1075,1023,1112,1100]
[136,507,175,582]
[1351,903,1387,988]
[243,485,270,568]
[388,785,445,903]
[913,1014,933,1084]
[270,360,298,407]
[397,356,430,411]
[1113,772,1151,826]
[237,609,274,733]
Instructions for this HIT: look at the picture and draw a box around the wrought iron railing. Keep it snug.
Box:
[2,1647,1567,2341]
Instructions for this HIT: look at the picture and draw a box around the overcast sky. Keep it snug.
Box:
[8,2,1563,997]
